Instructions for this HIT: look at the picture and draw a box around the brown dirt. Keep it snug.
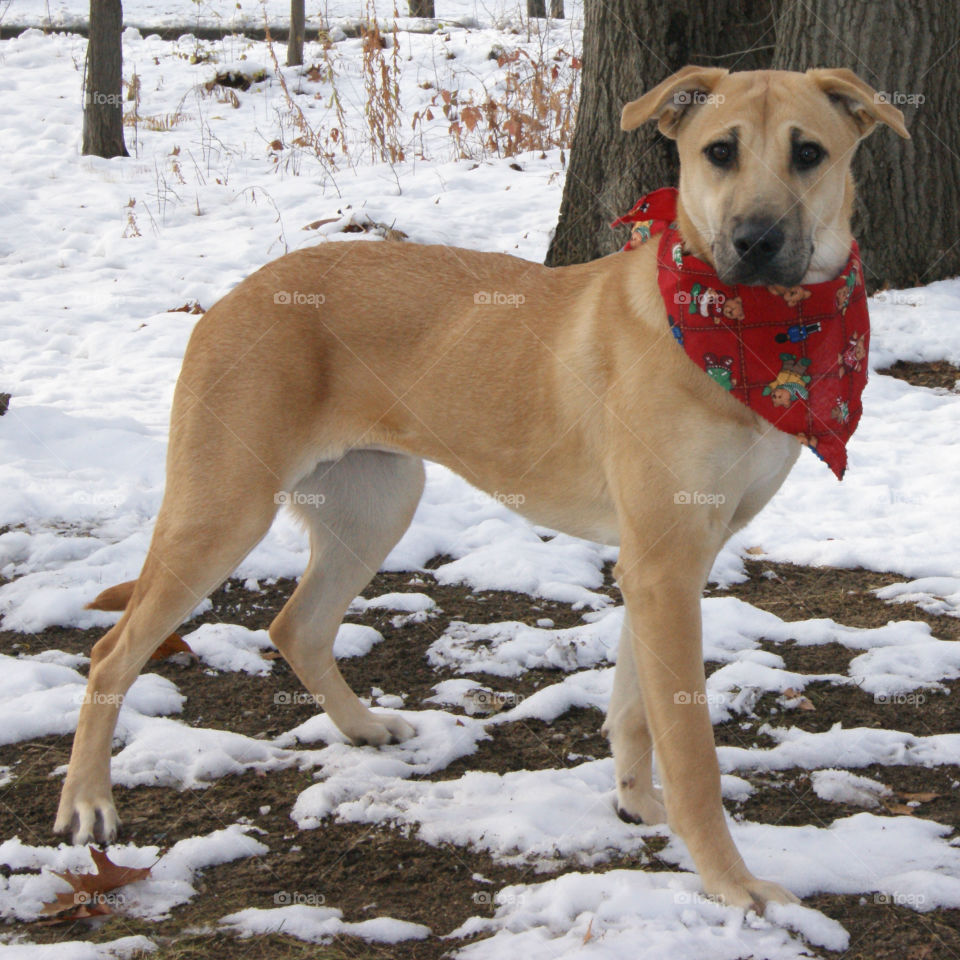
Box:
[1,558,959,958]
[877,359,960,392]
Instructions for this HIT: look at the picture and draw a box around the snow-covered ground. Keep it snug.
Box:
[4,0,584,31]
[0,9,959,957]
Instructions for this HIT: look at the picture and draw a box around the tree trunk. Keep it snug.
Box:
[550,0,564,18]
[546,0,772,266]
[287,0,305,66]
[408,0,435,16]
[527,0,546,17]
[82,0,128,158]
[773,0,959,290]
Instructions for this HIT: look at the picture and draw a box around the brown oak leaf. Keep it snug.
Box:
[39,847,151,922]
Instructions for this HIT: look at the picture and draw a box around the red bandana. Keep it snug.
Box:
[613,187,869,479]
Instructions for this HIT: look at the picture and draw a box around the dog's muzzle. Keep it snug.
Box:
[716,214,811,286]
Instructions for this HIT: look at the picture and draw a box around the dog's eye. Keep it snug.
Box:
[794,141,824,169]
[705,141,736,167]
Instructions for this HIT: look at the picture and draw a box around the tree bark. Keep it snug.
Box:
[546,0,773,266]
[773,0,959,290]
[408,0,435,16]
[287,0,305,66]
[82,0,128,158]
[527,0,546,17]
[550,0,564,18]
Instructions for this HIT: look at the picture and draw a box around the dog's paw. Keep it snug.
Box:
[615,775,667,826]
[616,786,667,826]
[54,787,119,846]
[705,874,799,913]
[347,712,415,747]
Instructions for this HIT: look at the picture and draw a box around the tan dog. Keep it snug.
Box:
[56,66,907,912]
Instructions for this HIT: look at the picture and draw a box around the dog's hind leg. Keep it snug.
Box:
[55,470,281,845]
[269,450,425,746]
[603,611,667,825]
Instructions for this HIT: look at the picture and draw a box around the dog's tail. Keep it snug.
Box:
[85,579,137,611]
[85,579,189,658]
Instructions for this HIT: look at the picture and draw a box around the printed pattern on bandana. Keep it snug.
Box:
[612,187,869,480]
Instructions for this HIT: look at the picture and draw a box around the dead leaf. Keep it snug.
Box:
[882,800,916,816]
[302,217,339,231]
[260,650,283,660]
[305,64,323,83]
[582,916,594,944]
[898,791,941,804]
[39,847,151,922]
[745,545,766,555]
[168,301,205,314]
[781,688,815,711]
[461,105,482,132]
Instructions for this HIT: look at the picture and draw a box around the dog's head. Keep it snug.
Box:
[622,67,909,286]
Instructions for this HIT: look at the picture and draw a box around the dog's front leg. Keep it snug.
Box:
[614,520,797,912]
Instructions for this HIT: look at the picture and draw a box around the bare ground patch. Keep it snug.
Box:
[0,559,958,957]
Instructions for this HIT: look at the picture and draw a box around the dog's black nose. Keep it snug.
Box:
[732,218,785,266]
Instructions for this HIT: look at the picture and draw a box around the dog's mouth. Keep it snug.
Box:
[713,214,813,287]
[716,257,811,287]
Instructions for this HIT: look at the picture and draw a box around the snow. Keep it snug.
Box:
[810,769,892,808]
[220,903,431,942]
[286,708,492,825]
[105,715,299,788]
[0,826,268,921]
[0,937,156,959]
[183,622,277,674]
[451,871,849,959]
[0,659,182,745]
[1,7,960,957]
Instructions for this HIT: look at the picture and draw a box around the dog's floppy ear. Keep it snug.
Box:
[807,68,911,140]
[621,65,728,138]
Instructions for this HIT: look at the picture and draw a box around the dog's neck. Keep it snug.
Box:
[674,194,714,265]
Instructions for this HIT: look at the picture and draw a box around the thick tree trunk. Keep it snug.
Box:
[773,0,959,290]
[550,0,564,18]
[408,0,435,16]
[82,0,128,158]
[546,0,773,266]
[287,0,305,66]
[527,0,546,17]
